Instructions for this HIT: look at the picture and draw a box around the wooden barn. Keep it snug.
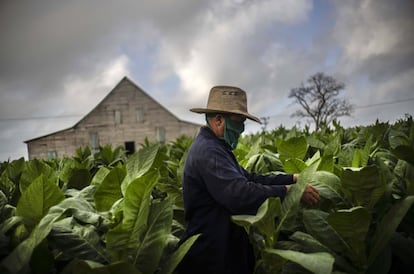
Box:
[24,77,200,159]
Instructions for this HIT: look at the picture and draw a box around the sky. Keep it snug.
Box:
[1,0,413,161]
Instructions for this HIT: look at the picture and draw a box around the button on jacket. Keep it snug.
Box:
[177,126,294,274]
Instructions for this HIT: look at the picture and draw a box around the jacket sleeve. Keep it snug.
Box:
[241,167,295,186]
[200,146,287,215]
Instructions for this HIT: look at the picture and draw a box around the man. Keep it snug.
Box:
[177,86,319,274]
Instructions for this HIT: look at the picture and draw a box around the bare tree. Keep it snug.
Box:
[289,72,354,131]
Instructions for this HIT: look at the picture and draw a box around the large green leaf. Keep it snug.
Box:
[303,209,352,257]
[340,165,386,208]
[106,169,174,273]
[305,150,321,167]
[264,249,334,274]
[125,171,159,247]
[0,210,64,273]
[0,215,23,235]
[306,136,326,151]
[368,195,414,265]
[279,164,318,232]
[133,198,173,273]
[54,196,106,227]
[94,165,126,212]
[232,197,281,247]
[352,149,369,168]
[90,167,111,186]
[0,158,24,203]
[244,151,284,173]
[327,206,371,267]
[276,136,309,163]
[4,157,25,184]
[0,172,15,203]
[317,154,334,172]
[310,171,347,205]
[106,145,163,260]
[239,136,263,161]
[290,231,331,253]
[106,170,159,260]
[0,190,7,210]
[323,135,341,157]
[16,174,64,224]
[283,158,307,174]
[394,159,414,196]
[121,145,161,194]
[58,157,91,189]
[77,184,98,201]
[95,145,126,167]
[389,128,414,166]
[290,231,358,274]
[45,194,112,267]
[351,135,375,168]
[49,217,109,263]
[19,159,57,193]
[158,234,200,274]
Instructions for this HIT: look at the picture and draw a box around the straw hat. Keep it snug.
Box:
[190,86,262,124]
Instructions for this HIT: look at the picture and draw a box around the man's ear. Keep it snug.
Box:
[215,115,224,127]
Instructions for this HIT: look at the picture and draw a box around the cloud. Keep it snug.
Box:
[161,0,313,110]
[62,55,131,114]
[333,0,414,82]
[0,0,413,161]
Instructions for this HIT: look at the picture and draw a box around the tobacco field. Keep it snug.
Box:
[0,116,413,274]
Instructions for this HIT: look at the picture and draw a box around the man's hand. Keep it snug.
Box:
[301,184,320,206]
[293,173,299,183]
[286,174,320,206]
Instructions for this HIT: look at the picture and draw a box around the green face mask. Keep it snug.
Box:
[222,117,245,150]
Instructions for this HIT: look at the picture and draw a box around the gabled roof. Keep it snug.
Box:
[72,76,182,128]
[24,76,200,143]
[24,127,73,143]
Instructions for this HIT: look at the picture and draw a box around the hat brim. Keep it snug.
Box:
[190,108,262,124]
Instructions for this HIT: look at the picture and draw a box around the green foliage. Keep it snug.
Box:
[276,136,309,164]
[0,115,413,273]
[230,115,414,273]
[94,165,126,212]
[264,249,334,274]
[0,142,196,274]
[1,210,65,273]
[16,174,64,225]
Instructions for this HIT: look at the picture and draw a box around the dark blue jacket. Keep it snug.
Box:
[177,127,293,274]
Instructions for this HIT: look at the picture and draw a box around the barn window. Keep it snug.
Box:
[125,141,135,155]
[48,151,57,159]
[114,110,122,124]
[89,132,99,153]
[156,127,165,144]
[136,108,144,123]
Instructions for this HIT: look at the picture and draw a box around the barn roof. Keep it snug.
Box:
[24,76,200,143]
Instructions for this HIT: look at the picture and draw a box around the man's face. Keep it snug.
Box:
[222,114,246,149]
[221,114,246,136]
[228,114,246,123]
[209,113,246,138]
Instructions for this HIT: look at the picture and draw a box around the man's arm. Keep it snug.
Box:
[246,170,319,206]
[200,149,287,215]
[241,167,296,186]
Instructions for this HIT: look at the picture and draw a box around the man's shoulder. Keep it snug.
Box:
[188,131,226,158]
[191,133,219,153]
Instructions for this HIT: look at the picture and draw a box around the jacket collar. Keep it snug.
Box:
[199,126,233,151]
